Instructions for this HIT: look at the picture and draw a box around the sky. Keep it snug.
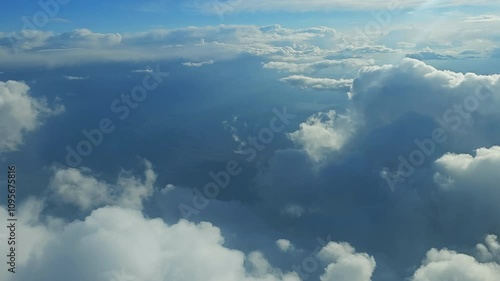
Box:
[1,1,500,281]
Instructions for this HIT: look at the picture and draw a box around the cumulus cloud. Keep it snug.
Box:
[317,242,376,281]
[276,239,294,252]
[49,160,157,211]
[289,110,357,161]
[412,244,500,281]
[0,201,300,281]
[281,75,353,91]
[434,146,500,191]
[0,80,64,153]
[432,146,500,223]
[348,58,500,132]
[476,234,500,263]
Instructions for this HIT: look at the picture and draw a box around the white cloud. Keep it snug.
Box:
[317,242,376,281]
[281,75,353,91]
[0,26,381,68]
[349,58,500,130]
[63,75,89,80]
[412,243,500,281]
[476,235,500,263]
[289,110,357,161]
[131,68,153,73]
[465,15,500,23]
[276,239,293,252]
[0,80,64,153]
[182,60,215,67]
[161,184,177,194]
[263,58,373,74]
[49,160,157,211]
[434,146,500,191]
[0,199,301,281]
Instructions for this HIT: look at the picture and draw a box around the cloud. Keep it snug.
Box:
[433,147,500,222]
[288,110,357,161]
[276,239,294,252]
[406,48,456,60]
[281,204,306,218]
[476,235,500,263]
[412,241,500,281]
[0,80,64,154]
[49,28,122,48]
[281,75,353,91]
[49,160,157,211]
[188,0,498,13]
[465,15,500,23]
[131,68,154,73]
[0,200,301,281]
[182,60,215,67]
[49,17,71,23]
[161,184,177,194]
[249,58,500,281]
[63,75,89,80]
[434,146,500,190]
[317,242,376,281]
[0,26,383,68]
[263,58,373,74]
[348,58,500,132]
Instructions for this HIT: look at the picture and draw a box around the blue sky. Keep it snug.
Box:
[2,0,499,32]
[1,1,500,281]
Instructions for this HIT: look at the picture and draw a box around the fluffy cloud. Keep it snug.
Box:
[0,80,64,153]
[276,239,294,252]
[288,110,357,161]
[0,160,307,281]
[0,200,300,281]
[412,241,500,281]
[476,235,500,263]
[432,146,500,226]
[49,160,157,211]
[317,242,376,281]
[349,58,500,132]
[434,146,500,191]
